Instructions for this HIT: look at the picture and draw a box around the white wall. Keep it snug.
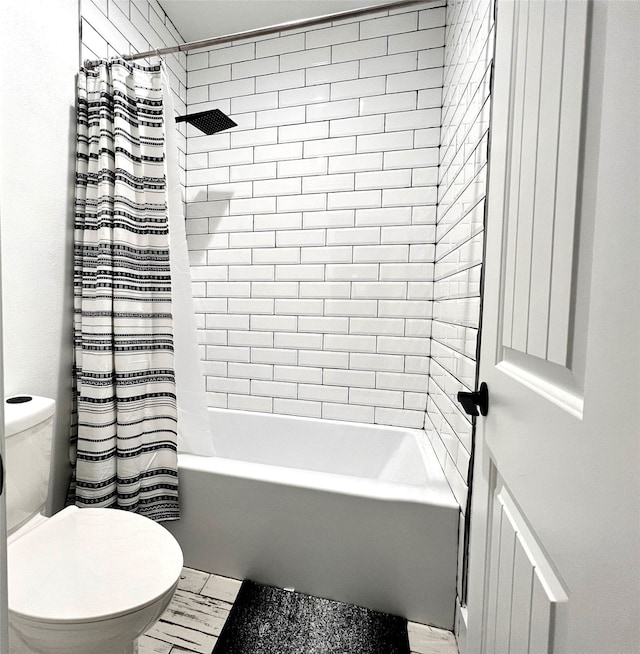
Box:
[185,1,446,427]
[0,0,80,512]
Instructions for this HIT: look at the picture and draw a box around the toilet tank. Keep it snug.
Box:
[4,395,55,532]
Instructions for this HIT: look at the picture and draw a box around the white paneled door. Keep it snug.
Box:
[466,1,640,654]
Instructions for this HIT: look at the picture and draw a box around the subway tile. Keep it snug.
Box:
[355,207,412,226]
[188,167,230,187]
[382,186,437,206]
[419,6,446,29]
[378,300,432,319]
[298,316,349,333]
[357,130,414,153]
[230,91,279,114]
[279,84,331,107]
[352,281,406,299]
[251,347,298,365]
[377,335,430,356]
[229,196,276,215]
[388,27,445,54]
[327,190,381,210]
[322,402,374,423]
[350,317,404,335]
[207,181,252,200]
[414,127,440,147]
[252,281,299,298]
[275,264,325,281]
[384,147,439,169]
[228,231,275,249]
[324,334,376,353]
[256,69,305,93]
[189,132,230,153]
[256,33,306,58]
[298,384,348,404]
[274,332,322,352]
[299,281,351,298]
[328,152,383,174]
[229,265,274,281]
[307,22,359,49]
[355,169,412,190]
[417,88,443,109]
[324,299,377,317]
[281,47,332,72]
[209,77,255,101]
[331,76,386,101]
[330,115,385,138]
[278,157,328,178]
[230,125,279,148]
[375,407,424,428]
[380,263,433,281]
[229,162,276,182]
[298,349,349,368]
[254,212,302,231]
[381,225,435,243]
[275,298,324,315]
[386,108,441,132]
[206,345,250,363]
[304,136,357,158]
[228,361,273,380]
[307,99,360,122]
[377,371,429,392]
[228,298,273,314]
[228,330,274,347]
[277,194,327,213]
[208,215,253,233]
[325,263,378,281]
[387,68,443,93]
[360,12,418,39]
[255,141,304,162]
[232,56,278,80]
[273,398,322,418]
[205,281,250,297]
[253,248,301,264]
[228,394,273,413]
[413,167,439,187]
[326,226,380,246]
[332,37,387,63]
[253,177,301,197]
[207,376,250,394]
[307,61,359,86]
[350,388,403,408]
[251,380,298,399]
[418,48,445,70]
[324,368,376,389]
[209,147,253,167]
[276,229,326,247]
[303,210,355,229]
[250,315,298,332]
[359,92,417,116]
[189,64,231,87]
[302,173,354,194]
[350,352,405,372]
[353,244,409,263]
[273,365,322,384]
[280,121,329,143]
[360,52,418,78]
[256,105,306,128]
[208,43,255,66]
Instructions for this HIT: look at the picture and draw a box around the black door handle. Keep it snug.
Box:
[457,382,489,417]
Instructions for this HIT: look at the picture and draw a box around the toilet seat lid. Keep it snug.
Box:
[8,506,183,623]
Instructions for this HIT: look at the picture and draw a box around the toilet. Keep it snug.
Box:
[5,395,184,654]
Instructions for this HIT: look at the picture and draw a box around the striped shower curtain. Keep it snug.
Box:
[68,59,179,521]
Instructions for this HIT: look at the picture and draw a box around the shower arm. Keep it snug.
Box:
[83,0,442,69]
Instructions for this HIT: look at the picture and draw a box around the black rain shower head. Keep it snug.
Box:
[175,109,237,135]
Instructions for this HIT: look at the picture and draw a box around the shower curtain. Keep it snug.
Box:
[69,59,180,521]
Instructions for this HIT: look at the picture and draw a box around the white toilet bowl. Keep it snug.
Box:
[8,505,183,654]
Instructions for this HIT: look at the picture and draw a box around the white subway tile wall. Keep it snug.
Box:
[80,0,187,188]
[186,1,447,426]
[426,0,494,602]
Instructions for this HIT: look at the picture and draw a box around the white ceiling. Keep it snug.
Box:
[158,0,408,43]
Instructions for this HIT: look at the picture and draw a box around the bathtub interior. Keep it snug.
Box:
[204,408,447,488]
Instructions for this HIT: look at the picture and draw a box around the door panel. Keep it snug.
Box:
[466,1,640,653]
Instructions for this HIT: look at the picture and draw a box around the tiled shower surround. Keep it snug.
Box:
[79,0,493,626]
[185,2,447,430]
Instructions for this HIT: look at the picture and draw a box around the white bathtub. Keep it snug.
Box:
[165,408,459,628]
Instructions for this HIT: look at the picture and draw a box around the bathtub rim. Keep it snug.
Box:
[178,408,459,510]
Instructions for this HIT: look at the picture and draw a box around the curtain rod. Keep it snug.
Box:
[83,0,439,68]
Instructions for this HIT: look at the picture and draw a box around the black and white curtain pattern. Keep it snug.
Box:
[68,59,179,521]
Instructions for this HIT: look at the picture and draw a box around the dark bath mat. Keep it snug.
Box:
[212,580,410,654]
